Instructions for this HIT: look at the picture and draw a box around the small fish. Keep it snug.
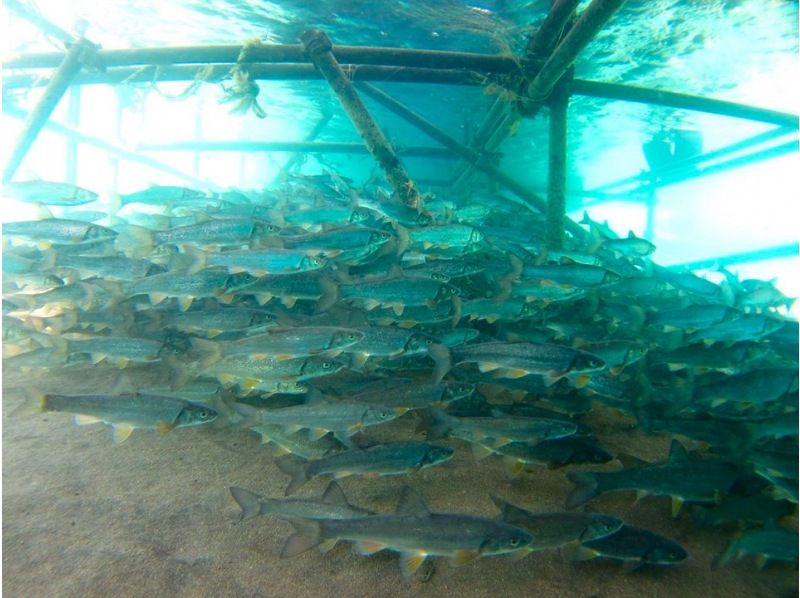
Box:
[692,495,795,527]
[714,528,799,569]
[39,393,218,443]
[472,436,614,473]
[425,409,577,448]
[205,355,343,393]
[339,277,460,316]
[281,486,533,577]
[184,246,325,276]
[5,181,98,206]
[120,185,209,206]
[258,396,405,442]
[155,306,278,337]
[575,525,688,571]
[444,341,605,385]
[189,326,364,367]
[123,269,256,309]
[3,219,116,246]
[349,380,475,410]
[275,441,454,495]
[491,495,622,551]
[566,440,740,515]
[230,481,373,522]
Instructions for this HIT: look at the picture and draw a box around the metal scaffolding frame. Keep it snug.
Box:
[3,0,798,257]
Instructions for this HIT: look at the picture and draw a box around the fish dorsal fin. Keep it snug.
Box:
[616,452,648,469]
[627,230,635,238]
[668,439,689,463]
[489,494,530,520]
[305,388,325,404]
[396,486,429,517]
[321,481,349,507]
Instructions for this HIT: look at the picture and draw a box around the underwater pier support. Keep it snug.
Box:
[3,38,96,183]
[358,81,586,240]
[545,85,569,250]
[301,29,422,209]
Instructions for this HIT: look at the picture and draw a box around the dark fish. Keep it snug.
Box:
[575,525,688,571]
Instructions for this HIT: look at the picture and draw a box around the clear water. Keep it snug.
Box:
[2,1,798,596]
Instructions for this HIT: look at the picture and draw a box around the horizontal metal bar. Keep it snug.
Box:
[137,140,456,158]
[568,79,799,128]
[3,63,488,90]
[3,106,214,188]
[4,44,522,73]
[578,139,798,206]
[669,243,799,271]
[589,126,793,194]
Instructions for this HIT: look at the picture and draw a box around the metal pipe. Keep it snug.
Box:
[588,126,793,194]
[669,243,799,271]
[301,29,422,209]
[3,63,488,91]
[3,106,214,188]
[357,81,587,240]
[4,0,76,45]
[526,0,582,57]
[449,97,508,188]
[3,38,96,182]
[579,139,798,206]
[568,79,799,128]
[527,0,626,102]
[278,112,333,178]
[137,140,456,158]
[545,85,569,249]
[5,44,522,73]
[65,86,80,184]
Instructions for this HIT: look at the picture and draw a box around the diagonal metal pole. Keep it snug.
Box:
[300,28,422,209]
[525,0,626,105]
[451,0,582,192]
[545,84,569,249]
[3,38,97,183]
[358,81,587,240]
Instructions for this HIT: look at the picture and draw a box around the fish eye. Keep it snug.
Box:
[199,411,209,419]
[347,333,358,341]
[510,538,520,546]
[322,361,333,369]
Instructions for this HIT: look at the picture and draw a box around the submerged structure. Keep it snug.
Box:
[2,1,798,596]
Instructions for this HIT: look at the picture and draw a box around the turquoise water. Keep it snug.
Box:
[2,1,798,596]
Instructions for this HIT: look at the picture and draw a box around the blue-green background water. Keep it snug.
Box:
[3,1,798,291]
[2,2,799,596]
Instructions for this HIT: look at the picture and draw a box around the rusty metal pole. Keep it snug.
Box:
[527,0,626,103]
[300,29,422,209]
[545,85,569,249]
[3,38,96,183]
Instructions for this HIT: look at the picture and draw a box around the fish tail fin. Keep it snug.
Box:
[108,191,123,214]
[275,455,310,495]
[316,277,339,313]
[566,471,599,508]
[425,409,452,439]
[181,244,208,275]
[587,227,603,254]
[9,388,48,418]
[114,224,154,259]
[38,246,58,271]
[393,223,410,255]
[229,486,262,522]
[189,337,223,369]
[281,518,323,558]
[711,541,737,569]
[428,342,452,384]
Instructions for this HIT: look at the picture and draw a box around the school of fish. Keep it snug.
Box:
[3,174,798,577]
